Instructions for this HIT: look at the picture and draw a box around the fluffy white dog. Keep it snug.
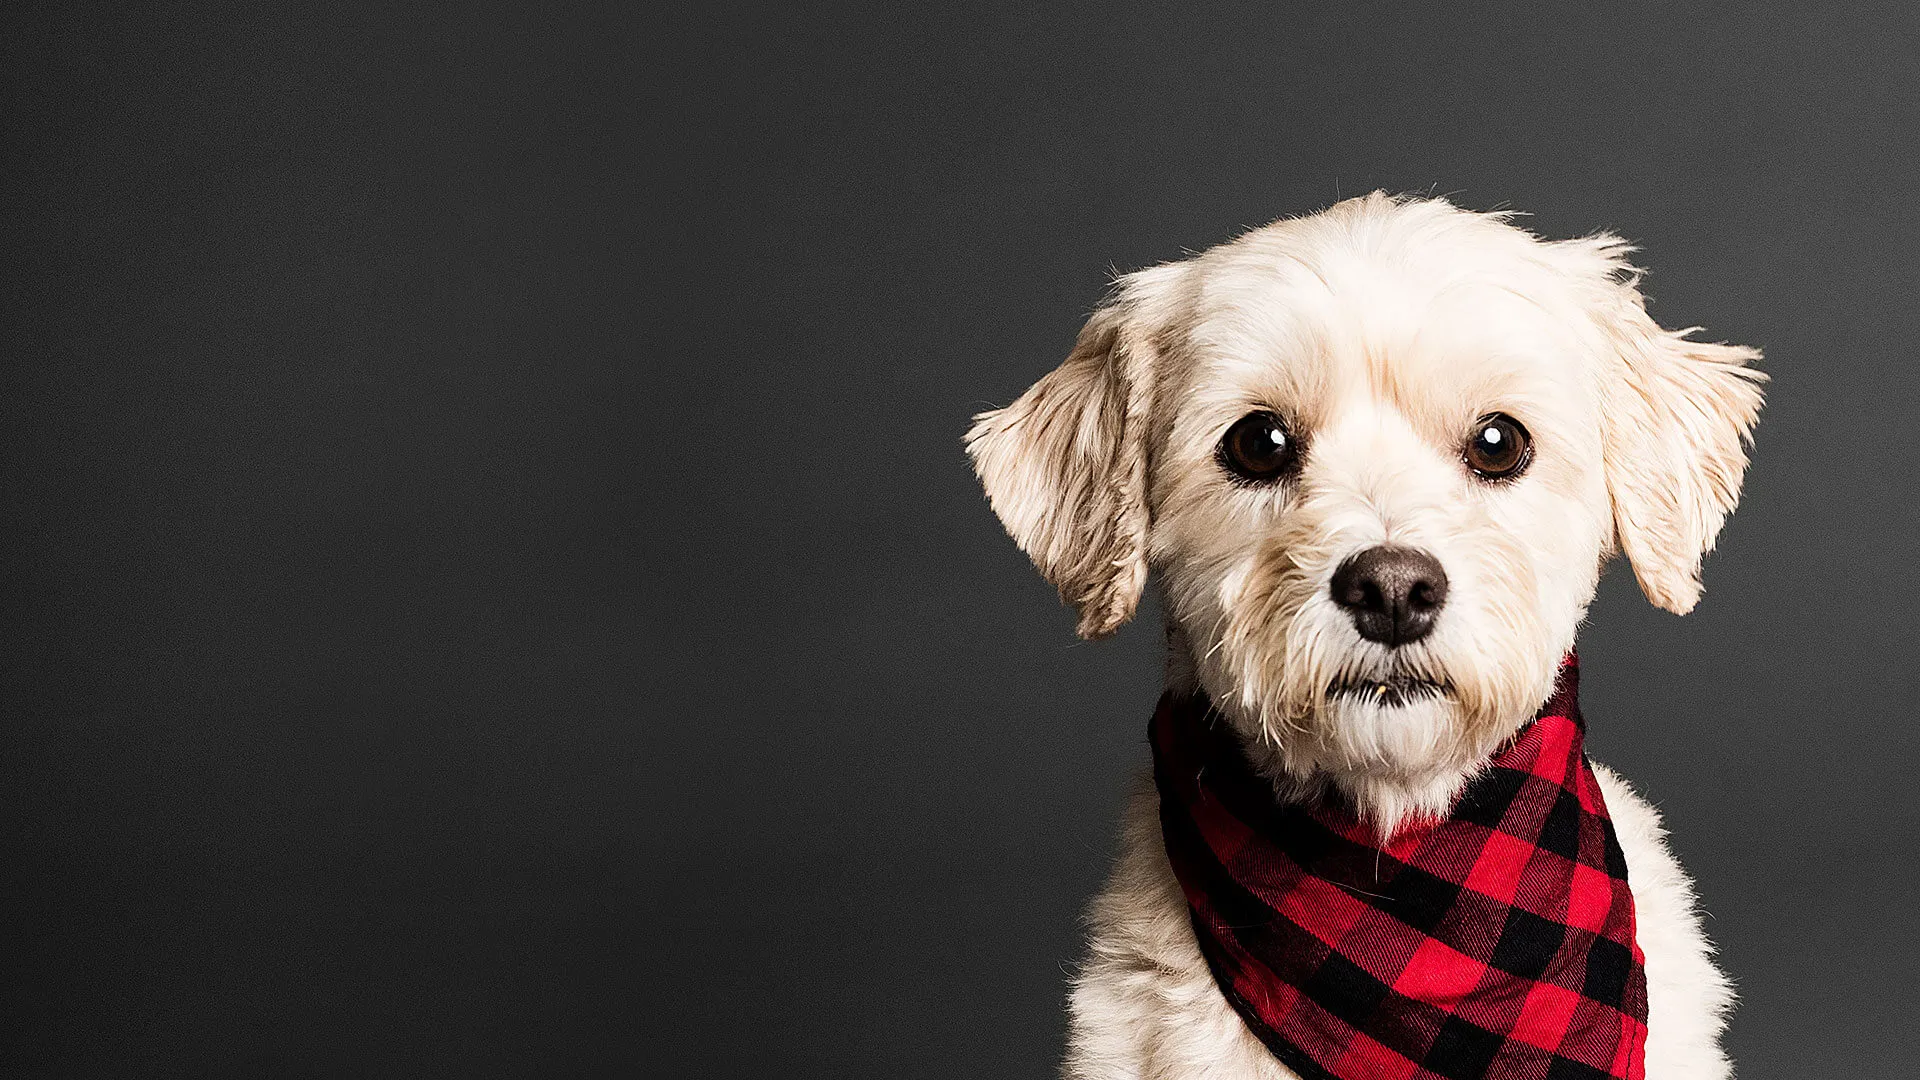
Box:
[968,194,1762,1080]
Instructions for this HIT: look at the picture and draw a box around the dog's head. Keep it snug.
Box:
[968,194,1763,829]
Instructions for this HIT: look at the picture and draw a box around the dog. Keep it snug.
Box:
[967,193,1762,1080]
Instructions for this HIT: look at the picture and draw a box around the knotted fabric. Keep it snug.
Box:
[1152,656,1647,1080]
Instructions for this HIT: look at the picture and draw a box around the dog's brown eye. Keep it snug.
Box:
[1218,411,1299,483]
[1465,413,1532,480]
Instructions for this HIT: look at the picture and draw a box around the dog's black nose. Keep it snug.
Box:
[1329,546,1448,647]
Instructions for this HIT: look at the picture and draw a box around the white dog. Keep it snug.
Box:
[968,194,1762,1080]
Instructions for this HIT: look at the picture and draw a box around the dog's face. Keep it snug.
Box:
[969,195,1763,830]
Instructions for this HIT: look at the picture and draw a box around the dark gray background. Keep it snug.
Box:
[3,2,1913,1076]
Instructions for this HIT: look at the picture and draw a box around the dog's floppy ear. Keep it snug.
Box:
[1572,238,1766,615]
[965,270,1174,639]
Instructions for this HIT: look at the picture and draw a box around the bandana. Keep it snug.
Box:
[1151,656,1647,1080]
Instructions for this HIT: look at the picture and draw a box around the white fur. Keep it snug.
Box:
[967,193,1762,1079]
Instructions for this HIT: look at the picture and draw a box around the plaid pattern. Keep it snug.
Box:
[1151,656,1647,1080]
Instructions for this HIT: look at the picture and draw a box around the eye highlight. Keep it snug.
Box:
[1218,411,1299,483]
[1464,413,1532,480]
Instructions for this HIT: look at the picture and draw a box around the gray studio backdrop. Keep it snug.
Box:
[5,2,1915,1077]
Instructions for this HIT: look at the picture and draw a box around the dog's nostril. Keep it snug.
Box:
[1329,546,1449,647]
[1348,580,1383,612]
[1409,579,1441,611]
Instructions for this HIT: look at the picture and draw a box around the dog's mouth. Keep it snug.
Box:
[1326,672,1453,708]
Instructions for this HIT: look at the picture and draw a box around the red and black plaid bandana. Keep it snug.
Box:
[1152,655,1648,1080]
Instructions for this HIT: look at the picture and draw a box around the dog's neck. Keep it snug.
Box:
[1161,622,1524,835]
